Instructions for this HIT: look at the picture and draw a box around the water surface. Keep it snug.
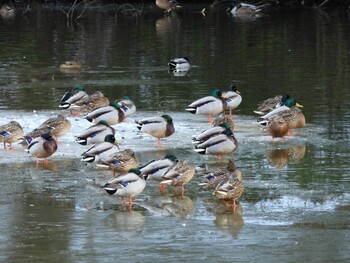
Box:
[0,3,349,262]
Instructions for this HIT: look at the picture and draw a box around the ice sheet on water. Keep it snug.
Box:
[0,109,330,164]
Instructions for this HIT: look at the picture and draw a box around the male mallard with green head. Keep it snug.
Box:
[80,134,119,163]
[26,133,58,164]
[135,114,175,147]
[84,102,125,125]
[194,130,238,159]
[103,168,146,210]
[59,85,88,109]
[76,120,115,146]
[186,89,227,123]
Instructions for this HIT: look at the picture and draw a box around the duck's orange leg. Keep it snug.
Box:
[208,114,213,123]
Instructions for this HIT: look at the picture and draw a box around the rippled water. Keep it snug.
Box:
[1,2,350,262]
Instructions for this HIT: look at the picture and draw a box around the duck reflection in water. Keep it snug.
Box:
[103,210,145,237]
[140,194,195,218]
[213,203,244,238]
[267,144,306,169]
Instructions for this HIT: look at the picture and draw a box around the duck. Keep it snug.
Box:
[265,115,289,142]
[223,85,242,117]
[192,123,232,145]
[59,59,81,70]
[168,57,190,71]
[0,120,24,150]
[80,134,120,163]
[103,168,146,210]
[214,169,244,208]
[69,91,110,115]
[139,154,178,191]
[76,120,115,146]
[25,133,58,164]
[20,126,56,145]
[116,96,137,118]
[59,85,88,109]
[277,106,305,136]
[97,149,139,177]
[84,102,126,125]
[258,98,305,136]
[194,129,238,159]
[160,159,195,197]
[212,115,235,133]
[0,4,15,19]
[254,94,302,115]
[37,114,72,139]
[226,1,263,18]
[200,159,240,189]
[135,114,175,147]
[155,0,182,13]
[186,89,227,123]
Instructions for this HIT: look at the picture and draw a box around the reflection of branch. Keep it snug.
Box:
[318,0,331,8]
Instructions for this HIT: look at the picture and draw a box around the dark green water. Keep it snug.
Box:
[0,3,349,262]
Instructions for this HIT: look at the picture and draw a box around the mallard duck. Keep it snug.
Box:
[0,4,15,19]
[135,114,175,147]
[282,106,305,131]
[26,133,58,164]
[160,159,195,197]
[212,115,235,132]
[84,102,125,125]
[20,127,53,145]
[81,134,120,163]
[60,60,81,70]
[76,120,115,145]
[139,154,178,191]
[254,95,302,115]
[98,149,139,177]
[194,130,238,159]
[38,114,72,139]
[200,159,239,189]
[116,96,136,118]
[69,91,110,115]
[186,89,227,123]
[155,0,182,13]
[223,85,242,117]
[265,115,289,141]
[226,1,263,18]
[168,57,190,71]
[192,123,232,145]
[214,170,244,208]
[59,85,88,109]
[258,100,305,137]
[103,168,146,210]
[0,120,24,150]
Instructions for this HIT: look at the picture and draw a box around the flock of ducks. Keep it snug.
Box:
[1,51,305,212]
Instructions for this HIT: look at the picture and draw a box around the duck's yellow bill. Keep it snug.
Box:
[296,103,303,108]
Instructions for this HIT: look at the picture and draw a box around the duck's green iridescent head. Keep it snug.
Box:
[211,89,223,98]
[110,102,121,109]
[122,96,131,100]
[98,120,110,126]
[284,97,303,108]
[73,85,84,91]
[104,134,115,143]
[161,115,173,122]
[219,123,231,131]
[129,168,141,175]
[228,85,240,94]
[164,154,178,161]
